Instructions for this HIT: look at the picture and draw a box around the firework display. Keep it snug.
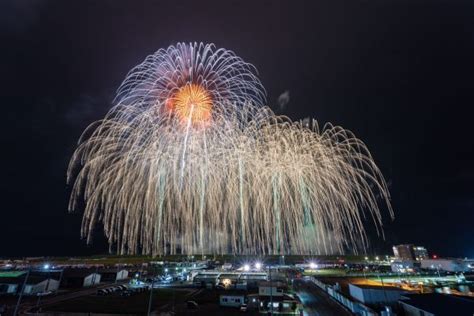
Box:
[68,42,392,255]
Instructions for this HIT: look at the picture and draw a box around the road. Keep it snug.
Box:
[293,279,352,316]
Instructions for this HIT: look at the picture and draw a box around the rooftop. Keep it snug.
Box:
[351,283,407,291]
[400,293,474,316]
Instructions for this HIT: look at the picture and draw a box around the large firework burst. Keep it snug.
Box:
[68,42,392,256]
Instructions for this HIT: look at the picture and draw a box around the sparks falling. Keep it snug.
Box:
[68,42,393,256]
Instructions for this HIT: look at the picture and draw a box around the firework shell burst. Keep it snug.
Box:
[68,42,393,256]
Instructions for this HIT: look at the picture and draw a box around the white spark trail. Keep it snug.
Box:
[68,42,393,256]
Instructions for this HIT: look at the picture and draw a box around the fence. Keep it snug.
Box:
[309,277,378,316]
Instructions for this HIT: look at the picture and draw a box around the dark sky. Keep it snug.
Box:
[1,0,473,258]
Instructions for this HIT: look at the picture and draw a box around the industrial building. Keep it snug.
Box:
[0,271,59,295]
[420,258,470,272]
[349,283,407,305]
[413,246,428,261]
[192,271,267,289]
[399,293,474,316]
[219,293,246,307]
[390,259,417,273]
[22,276,59,295]
[393,244,428,261]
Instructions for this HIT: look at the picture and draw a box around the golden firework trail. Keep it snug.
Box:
[68,42,393,256]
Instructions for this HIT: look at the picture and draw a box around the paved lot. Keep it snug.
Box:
[293,279,352,316]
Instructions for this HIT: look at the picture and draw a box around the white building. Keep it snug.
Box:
[83,273,101,287]
[421,258,469,272]
[116,269,128,280]
[219,294,245,307]
[23,278,59,295]
[349,284,407,304]
[413,246,428,261]
[391,259,416,273]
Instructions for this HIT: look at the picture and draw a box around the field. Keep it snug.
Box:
[25,254,376,267]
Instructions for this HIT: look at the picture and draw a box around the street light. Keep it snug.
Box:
[255,262,262,270]
[43,264,50,270]
[243,264,250,272]
[309,262,318,269]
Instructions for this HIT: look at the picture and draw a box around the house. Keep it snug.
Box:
[399,293,474,316]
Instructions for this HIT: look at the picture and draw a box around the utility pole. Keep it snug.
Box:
[57,268,64,294]
[377,271,388,303]
[36,269,51,308]
[269,263,273,316]
[147,264,156,316]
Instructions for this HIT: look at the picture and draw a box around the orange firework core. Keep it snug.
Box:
[169,84,212,126]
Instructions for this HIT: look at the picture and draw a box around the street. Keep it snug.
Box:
[293,279,352,316]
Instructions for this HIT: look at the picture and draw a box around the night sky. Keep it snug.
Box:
[2,0,474,258]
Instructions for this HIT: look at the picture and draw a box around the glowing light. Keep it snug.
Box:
[243,264,250,272]
[68,42,392,256]
[43,264,50,270]
[222,278,232,287]
[255,262,262,270]
[168,83,213,126]
[309,262,318,269]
